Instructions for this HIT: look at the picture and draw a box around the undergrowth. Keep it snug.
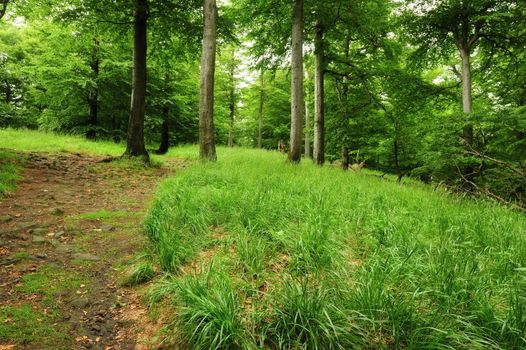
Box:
[144,147,526,349]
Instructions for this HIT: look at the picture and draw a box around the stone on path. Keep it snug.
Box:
[32,235,47,243]
[72,253,100,261]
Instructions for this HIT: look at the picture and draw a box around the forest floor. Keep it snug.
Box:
[0,150,184,349]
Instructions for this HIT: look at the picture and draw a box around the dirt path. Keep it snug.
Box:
[0,152,177,349]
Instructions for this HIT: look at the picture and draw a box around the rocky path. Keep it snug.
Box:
[0,152,176,349]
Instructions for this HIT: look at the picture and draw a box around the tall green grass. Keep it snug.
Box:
[0,149,21,196]
[146,147,526,349]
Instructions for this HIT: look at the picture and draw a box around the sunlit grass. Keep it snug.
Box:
[0,149,21,196]
[146,147,526,349]
[0,128,125,156]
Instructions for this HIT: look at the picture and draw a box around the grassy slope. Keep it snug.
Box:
[0,128,125,156]
[146,147,526,349]
[0,128,179,195]
[0,149,21,196]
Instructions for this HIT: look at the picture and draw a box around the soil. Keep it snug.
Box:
[0,152,182,349]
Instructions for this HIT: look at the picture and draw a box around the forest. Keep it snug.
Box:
[0,0,525,349]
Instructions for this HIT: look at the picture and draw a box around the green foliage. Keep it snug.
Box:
[175,268,250,350]
[146,147,526,349]
[123,262,156,286]
[264,279,362,350]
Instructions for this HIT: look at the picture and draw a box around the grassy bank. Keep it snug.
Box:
[145,147,526,349]
[0,128,125,156]
[0,149,21,197]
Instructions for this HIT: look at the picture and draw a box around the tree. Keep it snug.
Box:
[199,0,218,161]
[289,0,303,163]
[304,67,311,158]
[123,0,149,160]
[257,71,264,149]
[0,0,8,20]
[313,21,324,165]
[402,0,517,179]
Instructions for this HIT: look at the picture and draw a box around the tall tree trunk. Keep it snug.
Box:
[199,0,218,161]
[124,0,149,160]
[227,54,235,148]
[289,0,303,163]
[341,146,349,171]
[304,68,311,159]
[460,44,475,183]
[460,47,473,145]
[4,80,10,103]
[394,139,402,183]
[257,72,264,148]
[156,114,169,155]
[341,35,351,170]
[313,22,325,165]
[228,93,235,147]
[87,40,99,140]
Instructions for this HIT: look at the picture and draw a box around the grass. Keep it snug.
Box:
[0,149,22,196]
[0,304,69,348]
[145,147,526,349]
[0,127,124,156]
[17,264,84,306]
[0,127,173,163]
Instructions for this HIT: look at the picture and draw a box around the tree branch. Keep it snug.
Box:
[455,164,526,212]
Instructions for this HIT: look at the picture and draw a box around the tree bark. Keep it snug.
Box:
[459,43,475,184]
[86,40,99,140]
[227,52,235,148]
[394,139,402,183]
[460,46,473,145]
[289,0,303,163]
[304,68,311,159]
[199,0,218,161]
[4,79,10,103]
[124,0,149,161]
[156,115,169,155]
[341,146,349,171]
[228,93,235,147]
[313,22,325,165]
[340,35,351,170]
[257,72,264,149]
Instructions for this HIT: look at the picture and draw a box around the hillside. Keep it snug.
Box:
[145,147,526,349]
[1,130,525,349]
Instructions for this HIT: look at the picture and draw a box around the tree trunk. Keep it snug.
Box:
[460,45,475,183]
[4,80,10,103]
[199,0,218,161]
[227,57,235,148]
[289,0,303,163]
[460,47,473,145]
[0,0,8,21]
[313,22,325,165]
[257,72,264,148]
[124,0,149,161]
[304,68,311,159]
[156,116,169,155]
[341,146,349,171]
[86,40,99,140]
[394,139,402,183]
[228,95,235,147]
